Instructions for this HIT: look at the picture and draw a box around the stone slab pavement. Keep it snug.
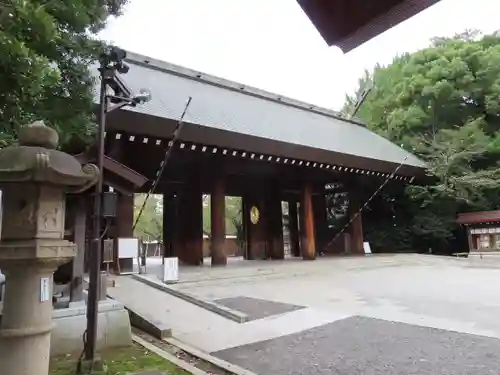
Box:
[214,296,305,321]
[214,316,500,375]
[111,254,500,374]
[108,273,351,353]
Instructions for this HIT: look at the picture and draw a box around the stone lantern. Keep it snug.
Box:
[0,121,98,375]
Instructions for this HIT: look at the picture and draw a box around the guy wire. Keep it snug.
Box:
[325,155,410,250]
[133,96,193,231]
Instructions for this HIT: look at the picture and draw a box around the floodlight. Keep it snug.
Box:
[133,88,152,105]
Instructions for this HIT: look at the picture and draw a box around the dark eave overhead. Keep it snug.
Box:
[75,152,147,193]
[297,0,441,52]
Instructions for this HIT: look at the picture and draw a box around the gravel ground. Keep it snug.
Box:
[214,296,305,321]
[213,316,500,375]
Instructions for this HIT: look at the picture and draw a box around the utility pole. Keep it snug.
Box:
[82,47,151,371]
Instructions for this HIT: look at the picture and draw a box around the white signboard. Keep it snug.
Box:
[118,237,139,259]
[163,257,179,283]
[40,277,50,302]
[363,242,372,255]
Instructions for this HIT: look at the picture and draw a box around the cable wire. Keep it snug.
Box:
[133,96,193,231]
[325,155,410,250]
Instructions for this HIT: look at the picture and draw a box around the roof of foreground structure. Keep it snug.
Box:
[297,0,441,52]
[99,52,426,177]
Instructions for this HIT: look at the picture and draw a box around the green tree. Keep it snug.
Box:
[0,0,128,149]
[134,194,163,242]
[345,30,500,253]
[202,195,242,237]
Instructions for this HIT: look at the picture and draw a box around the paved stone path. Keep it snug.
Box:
[214,316,500,375]
[214,296,305,321]
[112,254,500,374]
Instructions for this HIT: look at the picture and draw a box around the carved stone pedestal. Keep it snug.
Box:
[0,121,97,375]
[0,261,72,375]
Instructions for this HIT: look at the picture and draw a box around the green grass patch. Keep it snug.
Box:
[49,342,191,375]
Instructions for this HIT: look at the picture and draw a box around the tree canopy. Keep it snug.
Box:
[0,0,128,149]
[202,196,242,237]
[134,194,243,243]
[344,30,500,253]
[134,194,163,242]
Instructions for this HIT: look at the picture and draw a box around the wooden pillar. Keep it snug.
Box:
[210,177,226,266]
[298,201,305,255]
[162,193,173,258]
[70,196,87,303]
[244,193,267,260]
[163,192,181,258]
[313,193,328,254]
[348,192,364,254]
[267,191,284,260]
[300,182,316,260]
[242,196,250,259]
[288,200,300,257]
[179,189,203,265]
[115,192,134,272]
[466,227,473,252]
[116,193,134,237]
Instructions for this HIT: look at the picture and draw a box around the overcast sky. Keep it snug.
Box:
[100,0,500,110]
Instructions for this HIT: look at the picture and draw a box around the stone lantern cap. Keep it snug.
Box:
[0,121,98,191]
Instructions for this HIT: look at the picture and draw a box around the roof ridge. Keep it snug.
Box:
[124,50,366,127]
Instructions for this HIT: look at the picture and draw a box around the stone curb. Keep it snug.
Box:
[131,274,249,323]
[132,334,208,375]
[165,337,260,375]
[106,293,172,340]
[127,308,172,340]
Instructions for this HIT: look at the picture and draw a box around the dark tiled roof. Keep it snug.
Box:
[457,211,500,225]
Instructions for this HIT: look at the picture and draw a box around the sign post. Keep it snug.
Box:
[363,242,372,256]
[163,257,179,283]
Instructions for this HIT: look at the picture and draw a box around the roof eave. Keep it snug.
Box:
[106,109,427,178]
[298,0,441,52]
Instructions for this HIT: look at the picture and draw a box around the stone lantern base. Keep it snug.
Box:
[0,121,99,375]
[0,239,76,375]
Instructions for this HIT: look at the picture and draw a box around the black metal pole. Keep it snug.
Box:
[84,70,107,363]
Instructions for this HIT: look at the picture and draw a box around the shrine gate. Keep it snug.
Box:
[82,52,426,270]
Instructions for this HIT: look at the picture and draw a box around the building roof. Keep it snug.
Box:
[297,0,441,51]
[101,51,425,177]
[457,211,500,225]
